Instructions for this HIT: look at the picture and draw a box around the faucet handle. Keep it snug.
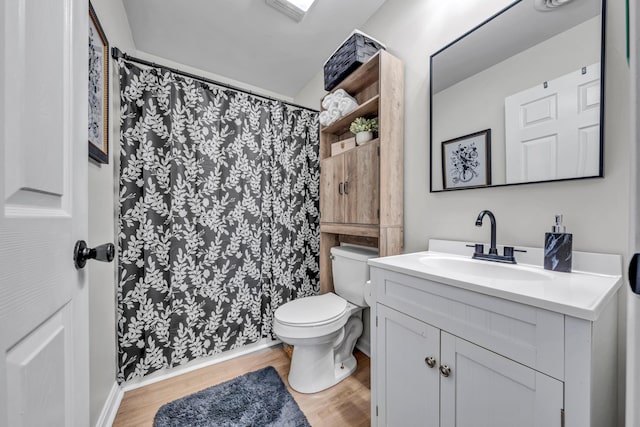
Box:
[503,247,527,257]
[465,243,484,254]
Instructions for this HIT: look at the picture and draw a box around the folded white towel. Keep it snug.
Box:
[319,108,342,126]
[320,89,359,126]
[319,110,332,126]
[323,89,358,109]
[338,97,358,116]
[333,89,350,99]
[333,89,358,114]
[322,92,336,110]
[327,107,340,123]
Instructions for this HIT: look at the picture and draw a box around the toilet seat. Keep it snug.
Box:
[275,293,347,327]
[273,293,359,341]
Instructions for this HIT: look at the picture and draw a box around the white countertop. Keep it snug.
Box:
[368,239,623,321]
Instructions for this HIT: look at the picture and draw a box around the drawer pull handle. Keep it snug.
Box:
[338,182,343,195]
[439,365,451,377]
[425,357,436,368]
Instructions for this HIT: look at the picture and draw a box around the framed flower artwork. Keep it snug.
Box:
[88,3,109,164]
[442,129,491,189]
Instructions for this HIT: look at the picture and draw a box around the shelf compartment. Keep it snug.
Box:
[323,137,380,161]
[320,223,380,238]
[321,95,379,135]
[329,52,381,97]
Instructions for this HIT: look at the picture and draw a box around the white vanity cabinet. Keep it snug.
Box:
[369,243,621,427]
[377,303,562,427]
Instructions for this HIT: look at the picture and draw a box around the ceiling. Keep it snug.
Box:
[122,0,386,98]
[432,0,601,93]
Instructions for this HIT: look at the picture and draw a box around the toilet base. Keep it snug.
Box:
[286,314,363,394]
[334,354,357,384]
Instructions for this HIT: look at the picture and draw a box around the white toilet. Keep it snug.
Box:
[273,245,377,393]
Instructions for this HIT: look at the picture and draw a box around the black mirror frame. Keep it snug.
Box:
[429,0,607,193]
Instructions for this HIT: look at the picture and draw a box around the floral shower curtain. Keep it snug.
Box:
[117,60,320,382]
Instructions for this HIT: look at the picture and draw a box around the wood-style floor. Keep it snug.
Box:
[112,347,371,426]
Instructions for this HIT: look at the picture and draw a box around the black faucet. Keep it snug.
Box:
[472,210,523,264]
[475,210,498,255]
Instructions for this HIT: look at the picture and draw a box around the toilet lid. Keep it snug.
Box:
[275,293,347,326]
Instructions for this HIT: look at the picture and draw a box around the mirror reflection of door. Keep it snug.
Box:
[505,63,601,183]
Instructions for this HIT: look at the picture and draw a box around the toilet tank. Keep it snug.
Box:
[330,245,378,306]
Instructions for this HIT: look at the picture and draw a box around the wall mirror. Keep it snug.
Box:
[429,0,605,192]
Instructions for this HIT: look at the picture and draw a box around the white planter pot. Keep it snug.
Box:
[355,131,373,145]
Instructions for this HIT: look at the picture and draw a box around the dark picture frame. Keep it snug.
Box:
[442,129,491,190]
[88,3,109,164]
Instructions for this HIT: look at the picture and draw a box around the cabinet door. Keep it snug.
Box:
[320,154,344,223]
[354,140,380,224]
[440,332,563,427]
[376,304,440,427]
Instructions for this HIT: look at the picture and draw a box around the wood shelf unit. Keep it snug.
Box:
[319,50,404,294]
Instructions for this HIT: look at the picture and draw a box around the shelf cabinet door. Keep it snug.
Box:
[440,332,564,427]
[351,140,380,225]
[375,304,440,427]
[320,154,345,223]
[321,141,379,225]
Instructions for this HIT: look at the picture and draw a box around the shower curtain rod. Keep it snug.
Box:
[111,47,318,113]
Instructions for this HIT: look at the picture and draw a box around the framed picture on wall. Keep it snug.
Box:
[442,129,491,189]
[88,3,109,164]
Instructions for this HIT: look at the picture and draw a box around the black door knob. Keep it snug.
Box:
[74,240,115,269]
[630,253,640,294]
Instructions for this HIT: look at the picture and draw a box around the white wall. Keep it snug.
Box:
[133,52,296,103]
[87,0,135,425]
[294,0,630,423]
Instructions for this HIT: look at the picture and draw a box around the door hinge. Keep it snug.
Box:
[377,208,380,218]
[377,146,380,156]
[561,409,565,427]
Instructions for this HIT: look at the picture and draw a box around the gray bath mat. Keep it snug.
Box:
[153,366,311,427]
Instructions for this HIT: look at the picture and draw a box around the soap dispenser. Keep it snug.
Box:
[544,214,572,272]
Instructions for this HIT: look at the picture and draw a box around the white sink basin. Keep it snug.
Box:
[367,241,623,321]
[419,255,553,282]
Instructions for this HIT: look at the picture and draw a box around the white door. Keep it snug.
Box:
[0,0,89,425]
[505,63,601,183]
[440,332,563,427]
[628,1,640,426]
[375,304,440,427]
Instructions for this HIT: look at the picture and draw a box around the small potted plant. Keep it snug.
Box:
[350,117,378,145]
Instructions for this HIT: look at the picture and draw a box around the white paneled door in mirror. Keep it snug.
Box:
[505,63,601,184]
[0,0,89,425]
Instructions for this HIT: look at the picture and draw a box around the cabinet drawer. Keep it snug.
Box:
[372,268,565,380]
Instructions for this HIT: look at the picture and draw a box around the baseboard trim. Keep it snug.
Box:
[120,339,282,392]
[95,381,123,427]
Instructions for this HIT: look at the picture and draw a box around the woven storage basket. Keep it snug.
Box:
[324,32,385,91]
